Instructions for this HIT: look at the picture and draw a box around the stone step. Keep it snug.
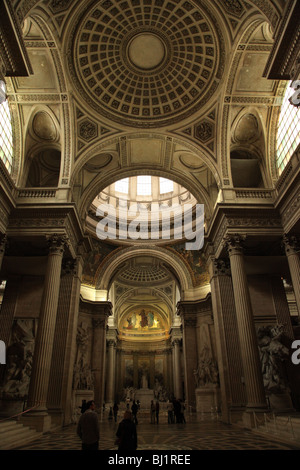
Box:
[254,415,300,444]
[0,419,42,450]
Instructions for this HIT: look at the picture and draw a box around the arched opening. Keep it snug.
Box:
[276,81,300,175]
[0,82,13,174]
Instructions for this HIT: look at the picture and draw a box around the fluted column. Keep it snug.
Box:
[208,254,246,423]
[283,234,300,316]
[105,338,116,406]
[224,235,267,411]
[92,302,112,409]
[47,255,84,426]
[181,313,197,408]
[22,235,68,431]
[172,338,182,400]
[133,352,139,388]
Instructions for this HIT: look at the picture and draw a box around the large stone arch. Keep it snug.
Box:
[71,132,221,222]
[93,245,195,297]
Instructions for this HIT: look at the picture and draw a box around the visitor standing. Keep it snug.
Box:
[155,400,160,424]
[76,400,100,450]
[113,402,119,422]
[150,400,155,423]
[167,400,174,424]
[115,411,137,451]
[173,398,181,423]
[180,399,186,423]
[131,399,138,425]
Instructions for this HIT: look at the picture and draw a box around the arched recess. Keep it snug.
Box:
[21,105,61,187]
[230,108,269,188]
[113,287,175,320]
[16,13,73,186]
[220,17,276,186]
[71,133,221,224]
[93,245,195,297]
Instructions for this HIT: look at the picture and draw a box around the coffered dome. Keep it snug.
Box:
[118,263,170,285]
[68,0,224,127]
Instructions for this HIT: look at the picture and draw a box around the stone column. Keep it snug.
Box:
[166,348,173,396]
[208,255,246,423]
[105,336,117,406]
[150,352,155,389]
[172,337,182,400]
[283,234,300,316]
[180,309,198,409]
[133,352,139,388]
[91,302,112,410]
[224,235,267,415]
[22,234,68,432]
[47,255,84,426]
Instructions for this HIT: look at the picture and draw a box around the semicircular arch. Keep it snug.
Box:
[95,245,194,295]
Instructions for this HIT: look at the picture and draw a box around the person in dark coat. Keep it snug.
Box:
[131,400,138,425]
[115,411,137,451]
[77,400,100,450]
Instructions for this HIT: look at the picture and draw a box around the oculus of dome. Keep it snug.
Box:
[127,33,167,71]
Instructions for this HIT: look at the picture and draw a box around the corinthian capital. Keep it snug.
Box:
[223,234,245,256]
[282,234,299,256]
[0,233,7,254]
[47,234,69,255]
[213,258,231,276]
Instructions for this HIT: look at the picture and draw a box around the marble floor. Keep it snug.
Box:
[12,412,300,452]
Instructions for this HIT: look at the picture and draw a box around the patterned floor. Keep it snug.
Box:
[13,413,300,451]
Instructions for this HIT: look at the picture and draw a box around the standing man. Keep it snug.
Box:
[77,400,100,450]
[131,400,138,425]
[155,400,160,424]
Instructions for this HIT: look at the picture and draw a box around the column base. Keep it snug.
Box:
[20,410,52,433]
[195,385,221,414]
[242,408,270,429]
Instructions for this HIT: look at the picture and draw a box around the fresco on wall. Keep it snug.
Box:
[82,239,119,285]
[167,242,209,287]
[119,308,168,341]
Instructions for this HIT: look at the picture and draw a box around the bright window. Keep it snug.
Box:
[115,178,129,194]
[0,95,13,174]
[276,81,300,175]
[160,177,173,194]
[137,175,151,196]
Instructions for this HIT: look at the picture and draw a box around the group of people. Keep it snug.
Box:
[77,399,137,451]
[76,397,186,451]
[166,398,186,424]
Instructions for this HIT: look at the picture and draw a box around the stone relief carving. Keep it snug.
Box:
[194,348,219,387]
[257,324,290,394]
[194,323,219,388]
[1,319,36,399]
[72,323,94,391]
